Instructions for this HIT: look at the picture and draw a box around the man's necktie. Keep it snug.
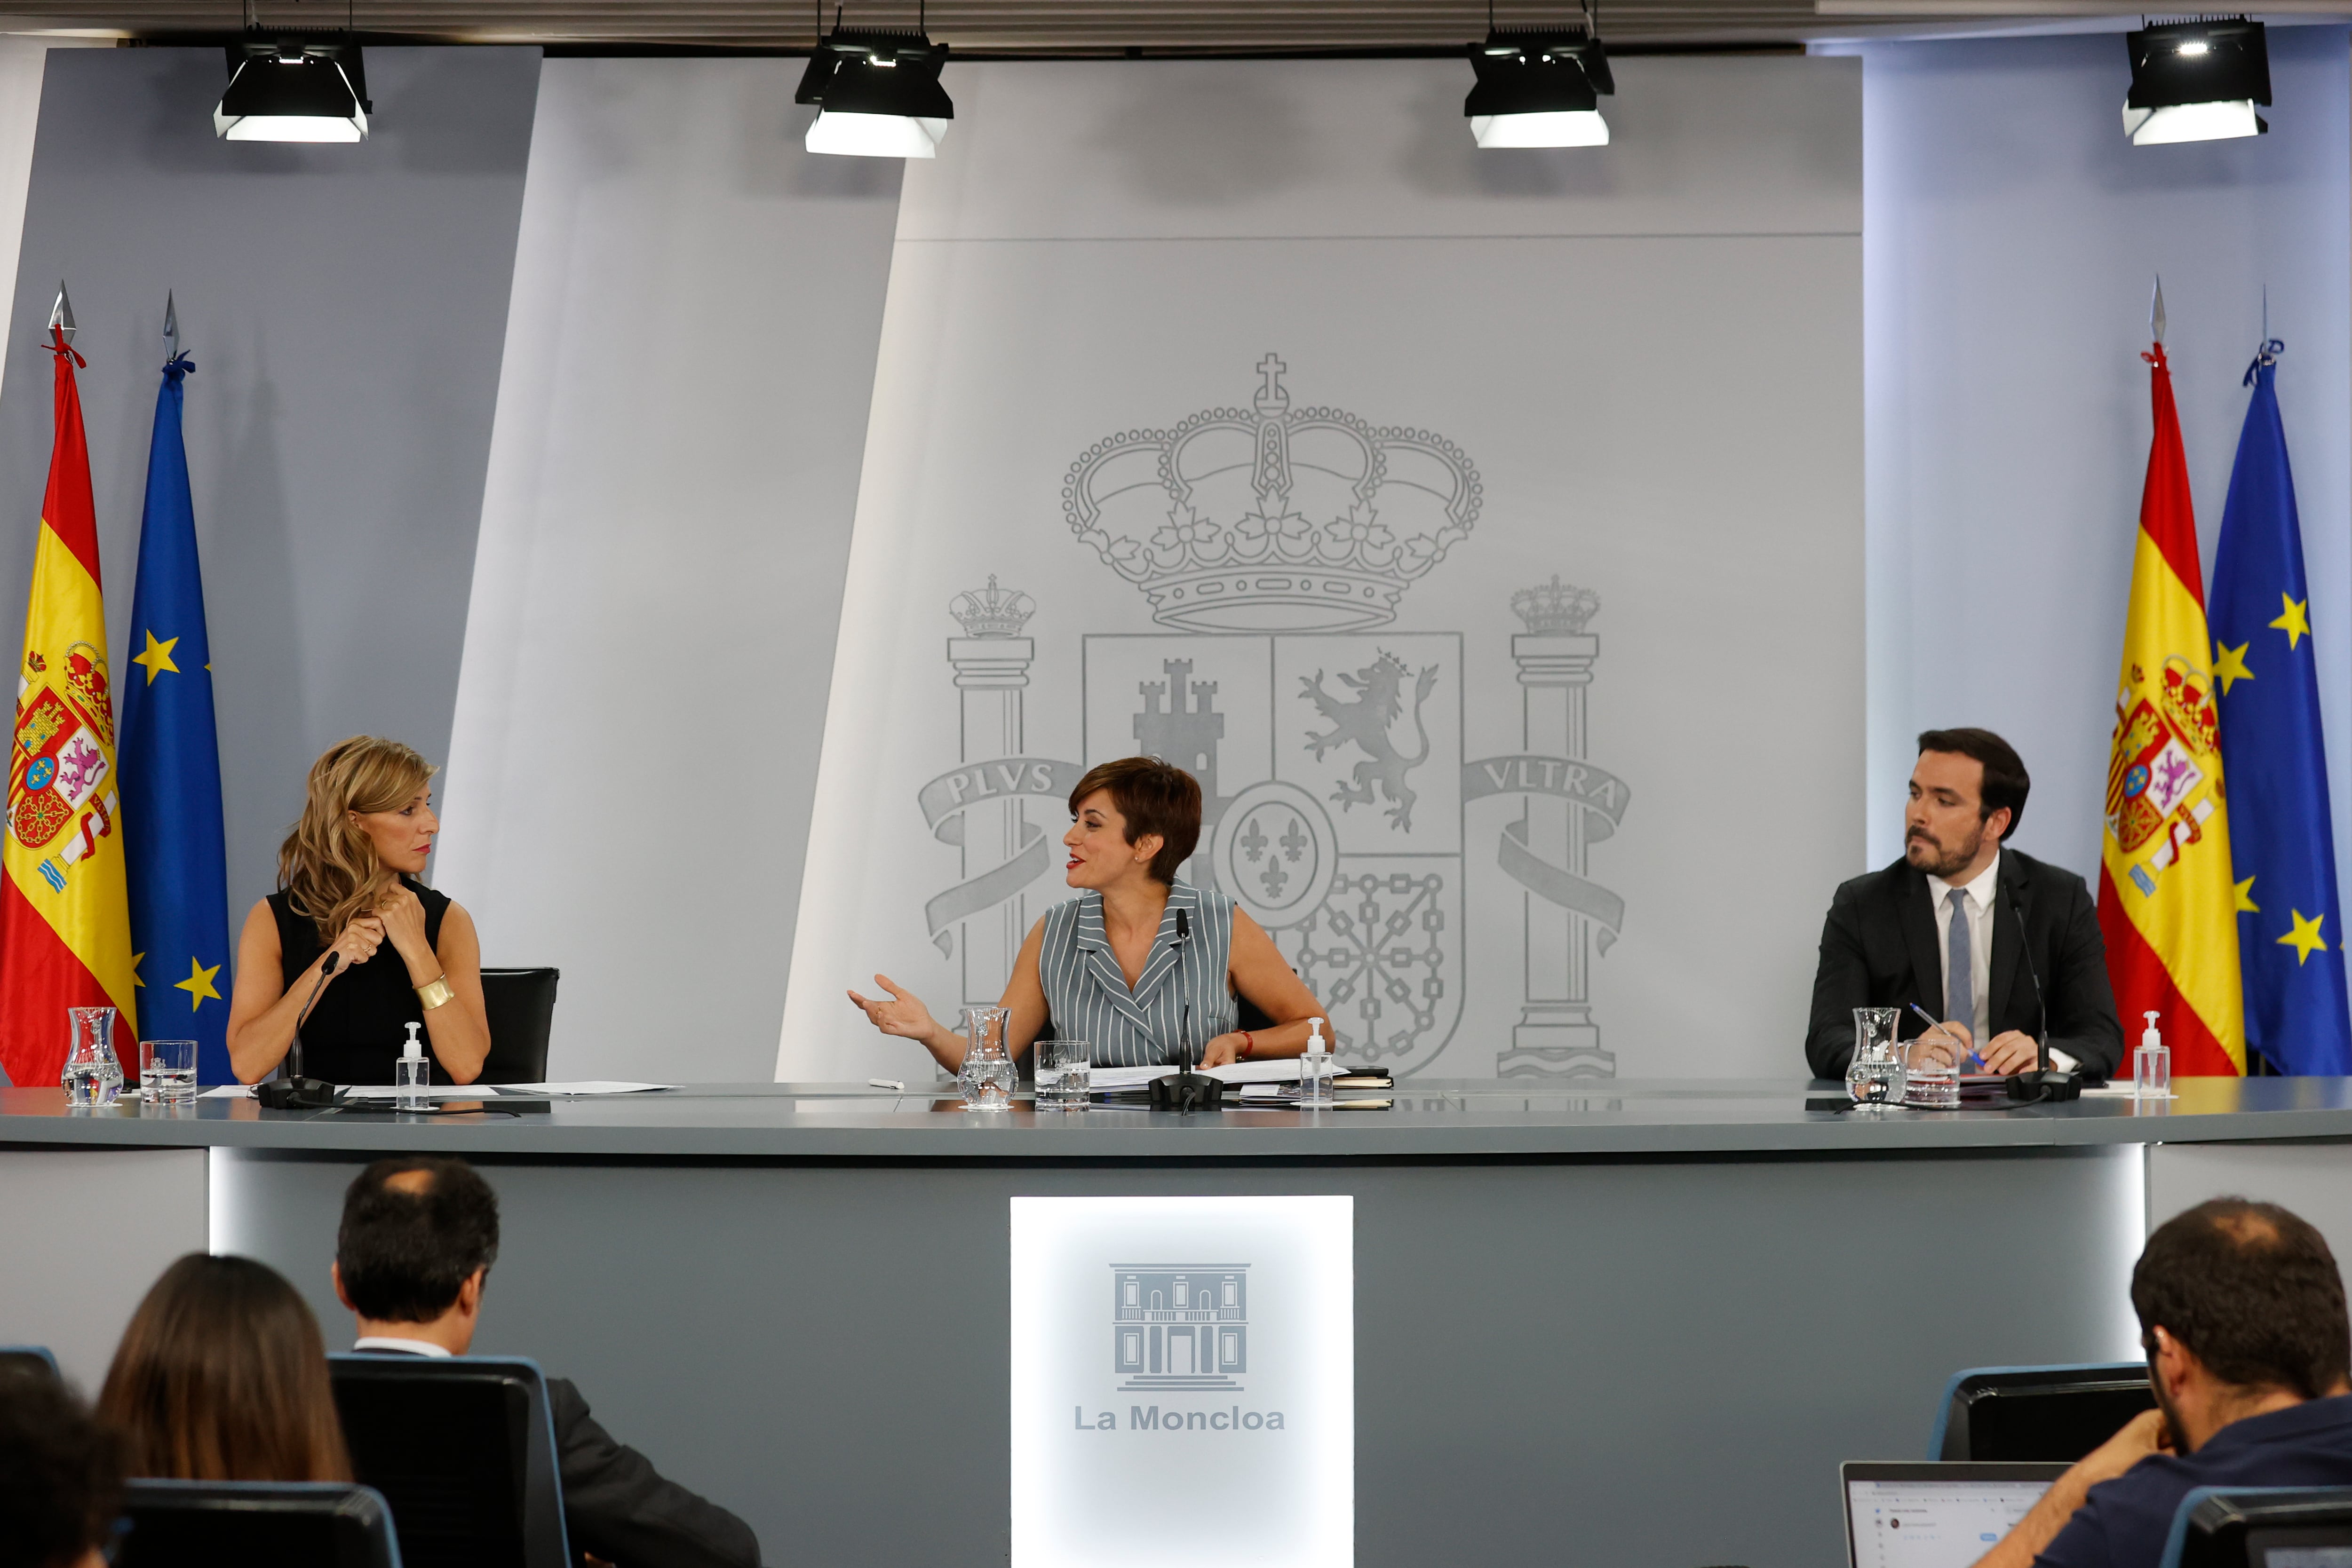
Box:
[1946,888,1973,1037]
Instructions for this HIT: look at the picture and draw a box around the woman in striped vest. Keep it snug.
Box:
[848,756,1327,1071]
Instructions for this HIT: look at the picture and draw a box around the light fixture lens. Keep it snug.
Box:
[216,111,367,142]
[1471,110,1609,148]
[2123,99,2263,144]
[805,110,948,158]
[2177,40,2210,55]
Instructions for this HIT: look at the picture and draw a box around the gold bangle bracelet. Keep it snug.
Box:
[415,974,454,1011]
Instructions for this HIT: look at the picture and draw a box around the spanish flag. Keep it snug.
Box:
[2098,340,2245,1076]
[0,322,137,1089]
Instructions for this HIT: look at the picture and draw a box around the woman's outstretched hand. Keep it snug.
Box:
[848,975,940,1043]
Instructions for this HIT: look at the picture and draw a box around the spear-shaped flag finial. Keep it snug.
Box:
[2150,274,2167,346]
[163,290,178,357]
[48,281,74,345]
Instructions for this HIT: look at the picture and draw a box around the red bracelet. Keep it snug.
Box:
[1238,1031,1255,1058]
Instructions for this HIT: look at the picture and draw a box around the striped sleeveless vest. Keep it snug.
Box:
[1037,882,1238,1069]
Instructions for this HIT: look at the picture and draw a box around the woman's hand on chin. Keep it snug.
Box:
[848,975,939,1042]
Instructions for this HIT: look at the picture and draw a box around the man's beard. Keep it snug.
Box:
[2149,1356,2189,1452]
[1907,821,1984,879]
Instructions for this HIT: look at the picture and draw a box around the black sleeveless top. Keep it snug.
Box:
[267,875,452,1085]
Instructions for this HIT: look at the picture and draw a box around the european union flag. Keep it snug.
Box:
[2211,341,2352,1075]
[119,330,232,1083]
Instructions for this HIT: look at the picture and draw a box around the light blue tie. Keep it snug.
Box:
[1946,888,1974,1036]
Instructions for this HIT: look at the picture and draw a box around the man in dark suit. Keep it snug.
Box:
[1806,728,2123,1081]
[332,1156,761,1568]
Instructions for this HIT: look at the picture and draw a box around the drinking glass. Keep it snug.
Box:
[140,1038,198,1101]
[1038,1040,1091,1107]
[61,1006,122,1109]
[1846,1007,1904,1105]
[957,1006,1017,1111]
[1901,1027,1962,1109]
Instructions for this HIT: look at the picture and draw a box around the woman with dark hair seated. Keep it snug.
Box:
[850,755,1327,1069]
[97,1253,351,1482]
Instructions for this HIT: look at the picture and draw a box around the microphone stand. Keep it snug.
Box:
[1148,908,1224,1113]
[2003,884,2082,1104]
[257,953,345,1110]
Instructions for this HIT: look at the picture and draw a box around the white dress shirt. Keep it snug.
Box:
[352,1335,451,1357]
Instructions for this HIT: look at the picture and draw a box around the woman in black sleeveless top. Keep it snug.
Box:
[225,737,490,1086]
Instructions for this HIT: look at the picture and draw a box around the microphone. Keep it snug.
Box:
[1149,905,1224,1114]
[257,950,347,1110]
[2003,882,2082,1104]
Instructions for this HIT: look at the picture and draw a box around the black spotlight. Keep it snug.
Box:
[796,25,953,158]
[214,36,370,142]
[2123,18,2270,145]
[1464,19,1614,148]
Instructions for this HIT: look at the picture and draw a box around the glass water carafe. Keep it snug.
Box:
[958,1006,1017,1111]
[1845,1006,1903,1104]
[61,1005,123,1109]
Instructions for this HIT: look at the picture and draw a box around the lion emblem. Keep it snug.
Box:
[1299,650,1439,830]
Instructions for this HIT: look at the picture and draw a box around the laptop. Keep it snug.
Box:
[1843,1461,2071,1568]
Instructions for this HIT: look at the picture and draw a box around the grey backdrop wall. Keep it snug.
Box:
[431,60,901,1082]
[0,46,540,945]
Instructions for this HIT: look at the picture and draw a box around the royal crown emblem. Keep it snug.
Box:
[1510,575,1600,635]
[1062,353,1480,633]
[949,575,1036,639]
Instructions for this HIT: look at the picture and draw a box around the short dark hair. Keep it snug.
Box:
[1916,728,2030,838]
[1068,757,1203,884]
[2132,1198,2352,1399]
[0,1365,122,1568]
[337,1156,501,1323]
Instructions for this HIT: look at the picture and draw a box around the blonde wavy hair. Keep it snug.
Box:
[278,736,438,942]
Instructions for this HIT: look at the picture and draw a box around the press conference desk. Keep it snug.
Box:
[10,1077,2352,1568]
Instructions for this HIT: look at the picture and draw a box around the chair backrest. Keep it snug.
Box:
[2162,1486,2352,1568]
[328,1354,570,1568]
[1932,1362,2156,1461]
[118,1479,402,1568]
[477,968,559,1084]
[0,1344,58,1378]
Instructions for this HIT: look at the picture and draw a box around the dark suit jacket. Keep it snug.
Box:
[545,1376,761,1568]
[1804,848,2124,1081]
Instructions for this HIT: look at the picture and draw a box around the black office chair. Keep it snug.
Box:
[1931,1362,2157,1461]
[478,968,559,1084]
[329,1354,571,1568]
[2162,1486,2352,1568]
[0,1344,58,1378]
[118,1479,402,1568]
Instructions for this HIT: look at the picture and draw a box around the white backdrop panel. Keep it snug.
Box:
[437,60,900,1081]
[779,58,1862,1082]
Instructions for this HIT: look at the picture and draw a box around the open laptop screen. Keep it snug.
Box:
[1843,1462,2072,1568]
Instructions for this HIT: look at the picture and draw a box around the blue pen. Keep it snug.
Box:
[1908,1003,1983,1070]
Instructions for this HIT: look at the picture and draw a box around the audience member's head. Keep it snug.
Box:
[0,1365,122,1568]
[97,1253,351,1482]
[335,1156,502,1342]
[2132,1198,2352,1445]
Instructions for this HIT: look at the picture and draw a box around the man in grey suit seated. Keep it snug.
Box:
[333,1155,761,1568]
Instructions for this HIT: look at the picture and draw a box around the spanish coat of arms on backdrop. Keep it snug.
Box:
[913,355,1633,1079]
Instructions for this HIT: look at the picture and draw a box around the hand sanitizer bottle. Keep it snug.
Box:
[1300,1019,1334,1108]
[2134,1011,2171,1101]
[397,1022,430,1109]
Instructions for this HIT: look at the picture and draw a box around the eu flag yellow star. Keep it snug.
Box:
[130,951,144,988]
[174,956,223,1009]
[131,629,180,684]
[2214,641,2255,694]
[2278,909,2329,966]
[2271,594,2312,651]
[2235,876,2260,913]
